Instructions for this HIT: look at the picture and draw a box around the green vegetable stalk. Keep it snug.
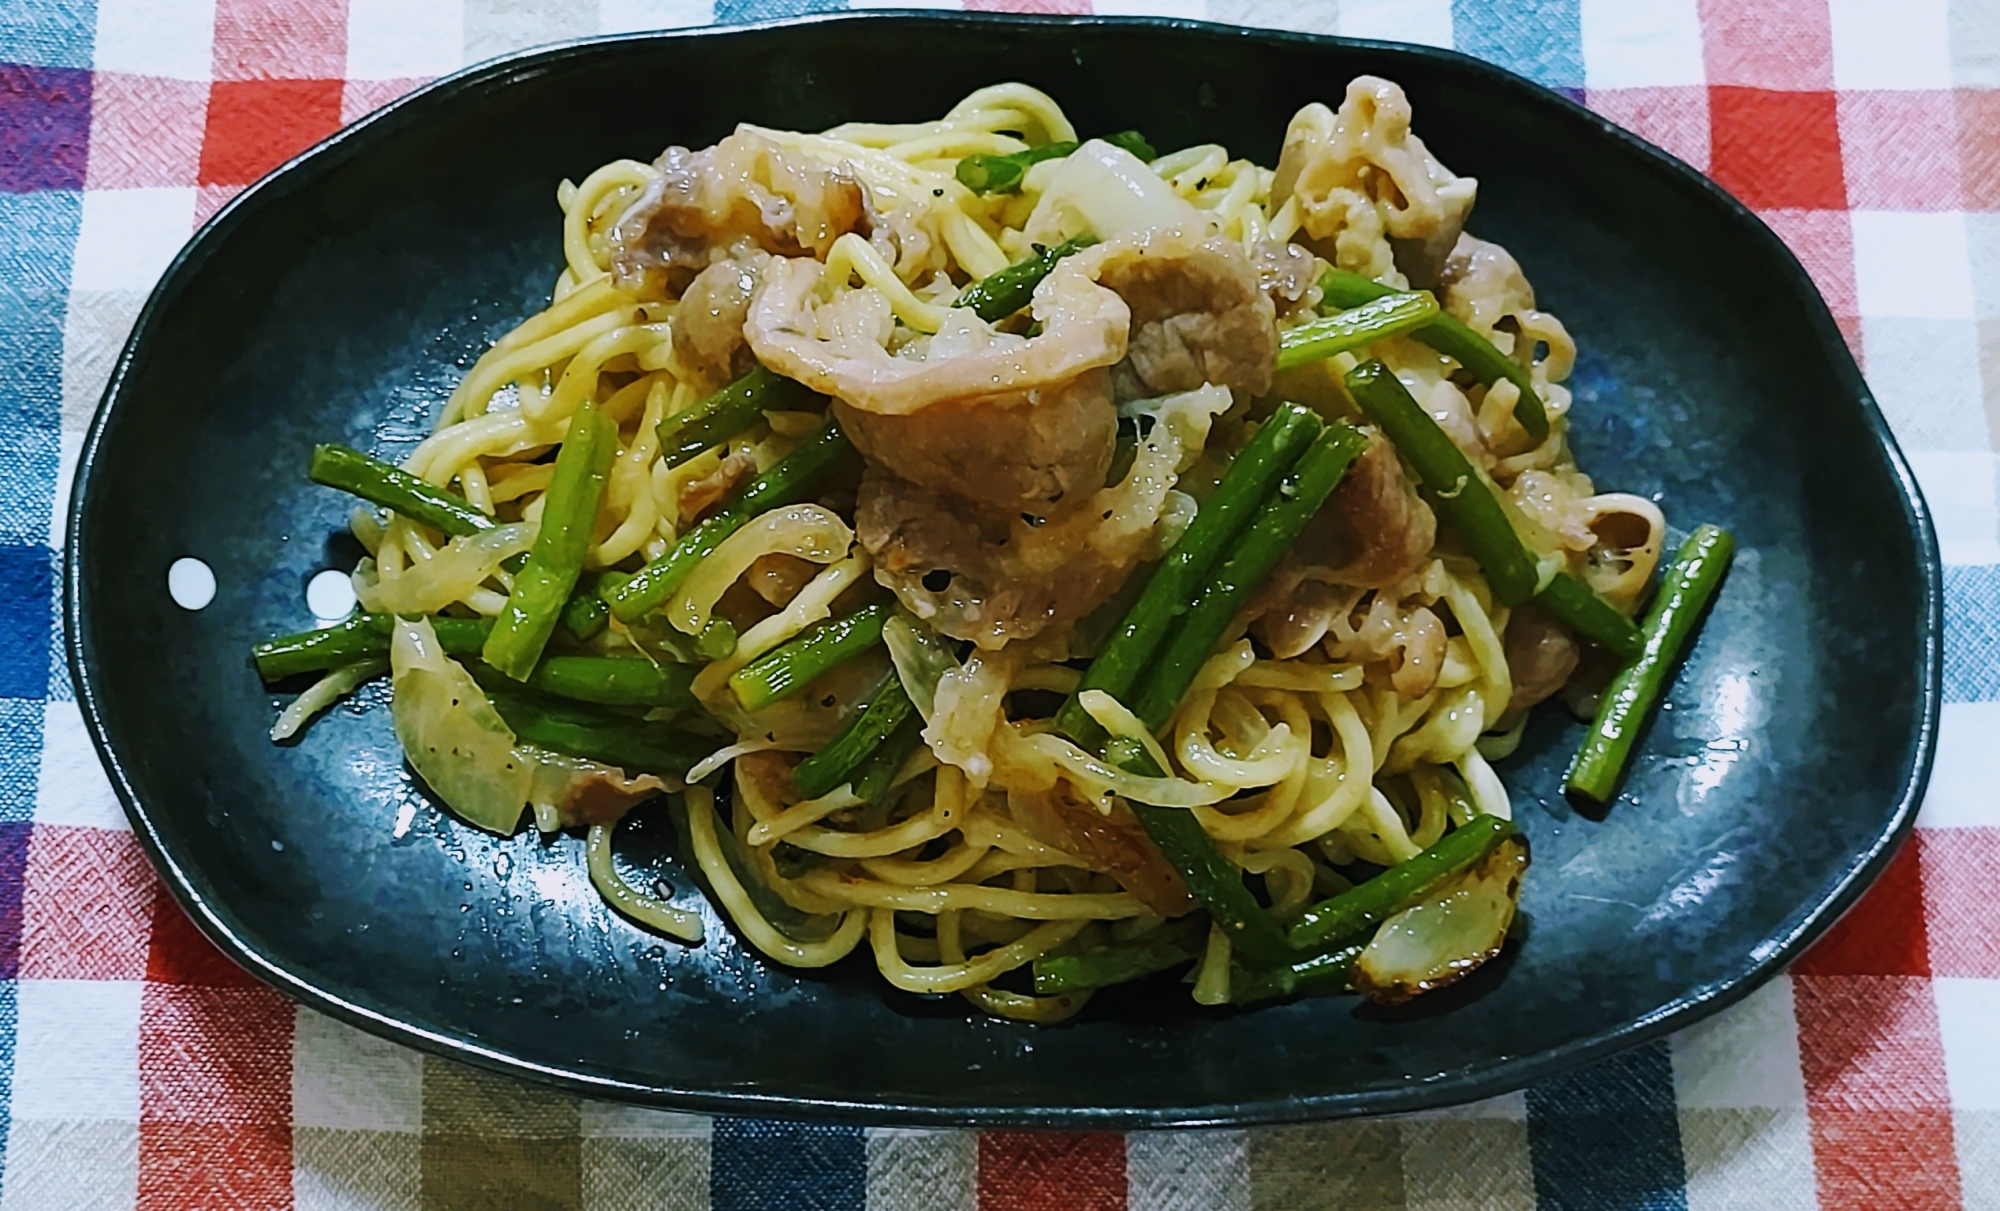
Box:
[657,365,823,470]
[1111,422,1371,966]
[1344,360,1642,659]
[1032,918,1207,994]
[475,679,709,778]
[605,420,857,623]
[1275,291,1440,371]
[1129,422,1372,730]
[951,236,1098,322]
[728,602,890,712]
[1318,268,1550,442]
[1566,525,1735,807]
[792,676,917,800]
[1286,814,1516,950]
[482,398,618,680]
[954,130,1154,195]
[309,443,495,537]
[254,613,490,680]
[1054,400,1325,752]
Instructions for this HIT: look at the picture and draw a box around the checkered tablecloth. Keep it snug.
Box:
[5,0,1997,1206]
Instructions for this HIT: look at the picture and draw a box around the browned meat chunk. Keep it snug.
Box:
[610,130,866,292]
[1503,605,1579,712]
[1270,77,1477,287]
[677,448,757,524]
[672,255,763,387]
[832,369,1116,516]
[1097,231,1277,400]
[1295,431,1437,588]
[855,468,1125,648]
[1437,234,1535,336]
[1251,238,1322,316]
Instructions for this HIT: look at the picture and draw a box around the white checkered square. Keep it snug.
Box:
[1853,210,1977,319]
[1399,1090,1530,1121]
[1934,977,2000,1109]
[346,0,464,81]
[292,1008,424,1133]
[11,979,142,1123]
[1830,0,1955,89]
[1863,317,1987,450]
[579,1099,713,1139]
[0,1120,140,1211]
[1673,976,1808,1109]
[866,1129,978,1211]
[597,0,717,31]
[1127,1130,1247,1211]
[1679,1107,1816,1211]
[1581,0,1705,89]
[1950,0,2000,87]
[48,430,80,551]
[1340,0,1452,47]
[1198,1,1336,34]
[1919,702,2000,828]
[91,0,217,80]
[294,1126,422,1211]
[71,187,197,295]
[59,288,145,434]
[34,701,126,831]
[1907,450,2000,565]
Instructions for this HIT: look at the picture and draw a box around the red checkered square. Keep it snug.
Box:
[1757,209,1858,321]
[1837,91,1965,211]
[212,0,348,82]
[1957,89,2000,212]
[1710,87,1848,210]
[1916,827,2000,978]
[1697,0,1834,90]
[138,1122,293,1211]
[85,74,207,190]
[1805,1108,1963,1211]
[1793,838,1927,976]
[140,984,294,1124]
[339,77,427,126]
[978,1132,1126,1211]
[197,78,343,187]
[1586,87,1712,172]
[19,824,156,981]
[146,883,259,988]
[1794,975,1951,1110]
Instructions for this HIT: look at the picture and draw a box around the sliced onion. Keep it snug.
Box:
[355,522,534,615]
[1353,836,1528,1004]
[389,617,532,834]
[666,504,851,635]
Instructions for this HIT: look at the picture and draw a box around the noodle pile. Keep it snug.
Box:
[275,80,1673,1021]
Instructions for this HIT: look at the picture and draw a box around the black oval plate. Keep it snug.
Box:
[67,13,1940,1127]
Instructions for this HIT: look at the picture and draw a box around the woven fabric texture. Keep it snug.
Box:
[5,0,1997,1207]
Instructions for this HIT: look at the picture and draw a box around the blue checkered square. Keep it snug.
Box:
[0,702,40,825]
[0,547,50,701]
[1453,0,1584,89]
[0,0,97,70]
[1944,563,2000,703]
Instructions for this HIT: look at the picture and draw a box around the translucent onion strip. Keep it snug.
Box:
[270,659,385,741]
[667,504,853,636]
